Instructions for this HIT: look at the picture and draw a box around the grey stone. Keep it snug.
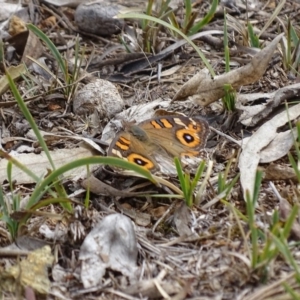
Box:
[74,1,125,36]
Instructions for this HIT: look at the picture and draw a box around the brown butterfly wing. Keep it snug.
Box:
[139,116,209,158]
[107,131,160,172]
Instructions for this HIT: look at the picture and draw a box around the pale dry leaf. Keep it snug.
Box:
[259,128,297,163]
[0,64,26,96]
[237,83,300,126]
[239,102,300,201]
[8,29,43,66]
[122,277,183,298]
[79,214,138,288]
[173,33,284,106]
[114,200,152,227]
[0,147,96,184]
[173,202,198,238]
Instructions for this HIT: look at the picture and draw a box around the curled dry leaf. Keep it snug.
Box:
[258,128,297,163]
[7,31,43,66]
[173,202,198,238]
[0,64,26,96]
[239,103,300,201]
[173,33,284,106]
[79,214,138,288]
[237,83,300,126]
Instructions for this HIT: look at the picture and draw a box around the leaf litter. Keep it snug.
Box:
[1,0,300,299]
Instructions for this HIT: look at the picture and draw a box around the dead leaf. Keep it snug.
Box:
[79,214,138,288]
[239,102,300,201]
[173,202,198,238]
[237,83,300,126]
[39,16,57,29]
[0,147,96,184]
[173,33,284,106]
[258,128,297,163]
[0,64,26,96]
[7,30,43,66]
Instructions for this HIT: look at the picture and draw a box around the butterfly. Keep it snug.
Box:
[107,115,209,174]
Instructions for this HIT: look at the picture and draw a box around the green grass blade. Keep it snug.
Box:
[5,71,56,171]
[183,0,193,29]
[189,0,218,35]
[27,24,67,80]
[27,156,156,208]
[175,157,188,198]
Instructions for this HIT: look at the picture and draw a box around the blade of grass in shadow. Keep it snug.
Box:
[142,0,153,30]
[6,66,69,201]
[6,71,57,171]
[116,12,215,76]
[183,0,192,29]
[27,24,67,81]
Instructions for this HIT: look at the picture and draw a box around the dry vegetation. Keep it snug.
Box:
[1,0,300,299]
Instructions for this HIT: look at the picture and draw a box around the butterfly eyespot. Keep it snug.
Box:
[176,129,201,148]
[183,133,194,142]
[127,153,155,170]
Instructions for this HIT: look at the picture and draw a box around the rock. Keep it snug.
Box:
[74,1,125,36]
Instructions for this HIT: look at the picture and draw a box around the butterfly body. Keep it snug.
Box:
[107,115,209,173]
